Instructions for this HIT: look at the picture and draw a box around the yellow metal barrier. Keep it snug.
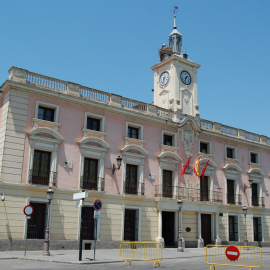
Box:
[206,245,263,270]
[120,242,163,268]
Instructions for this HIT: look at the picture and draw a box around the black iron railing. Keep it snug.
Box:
[124,181,144,196]
[29,169,56,186]
[155,185,178,199]
[252,196,265,207]
[227,193,241,205]
[80,176,104,191]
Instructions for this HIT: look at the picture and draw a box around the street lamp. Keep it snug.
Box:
[177,200,184,252]
[242,206,248,247]
[42,188,54,256]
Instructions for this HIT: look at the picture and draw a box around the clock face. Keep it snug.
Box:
[159,71,169,86]
[180,71,192,85]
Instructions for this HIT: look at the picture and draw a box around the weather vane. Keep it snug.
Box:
[171,5,178,15]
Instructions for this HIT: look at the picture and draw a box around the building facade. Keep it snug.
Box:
[0,17,270,250]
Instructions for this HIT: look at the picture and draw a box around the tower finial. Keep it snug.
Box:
[171,6,178,29]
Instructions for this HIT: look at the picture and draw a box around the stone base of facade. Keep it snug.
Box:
[215,238,222,245]
[156,237,164,247]
[197,238,204,248]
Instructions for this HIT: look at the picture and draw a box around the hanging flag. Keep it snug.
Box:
[193,157,201,177]
[181,155,192,175]
[201,159,210,180]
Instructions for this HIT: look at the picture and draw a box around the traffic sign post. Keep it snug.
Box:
[93,199,102,261]
[23,205,34,257]
[225,246,240,261]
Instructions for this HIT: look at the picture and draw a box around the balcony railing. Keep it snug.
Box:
[80,176,104,191]
[252,196,265,207]
[227,193,241,205]
[123,181,144,196]
[155,185,178,199]
[29,169,56,186]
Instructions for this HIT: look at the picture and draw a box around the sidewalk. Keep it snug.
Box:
[0,247,269,265]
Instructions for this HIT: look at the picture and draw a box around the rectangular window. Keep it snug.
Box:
[27,202,47,239]
[82,206,94,240]
[252,183,259,206]
[124,209,138,241]
[162,170,173,198]
[227,148,234,159]
[163,135,173,146]
[200,176,209,201]
[87,117,100,131]
[229,216,238,241]
[38,106,55,122]
[227,179,235,204]
[82,158,98,190]
[253,217,262,241]
[200,142,208,154]
[128,127,139,139]
[125,164,138,194]
[31,150,51,185]
[250,153,257,163]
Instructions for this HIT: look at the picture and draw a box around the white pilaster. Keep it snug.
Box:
[197,211,204,248]
[156,210,164,246]
[215,212,221,245]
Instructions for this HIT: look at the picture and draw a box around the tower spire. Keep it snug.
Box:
[169,6,182,55]
[174,14,177,29]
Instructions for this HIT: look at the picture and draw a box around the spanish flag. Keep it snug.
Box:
[193,157,201,177]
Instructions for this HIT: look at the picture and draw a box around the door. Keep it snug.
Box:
[227,180,235,204]
[125,165,138,194]
[82,206,94,240]
[200,176,209,201]
[162,211,175,246]
[163,170,173,198]
[124,209,136,241]
[253,217,262,241]
[27,202,47,239]
[83,158,98,190]
[252,183,258,206]
[201,214,212,246]
[32,150,51,185]
[229,216,238,241]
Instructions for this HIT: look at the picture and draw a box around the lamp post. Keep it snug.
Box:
[42,188,54,256]
[177,200,184,252]
[242,206,248,247]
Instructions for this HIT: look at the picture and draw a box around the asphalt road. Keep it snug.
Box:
[1,254,269,270]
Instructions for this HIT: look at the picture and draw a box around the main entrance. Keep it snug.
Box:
[201,214,212,246]
[162,211,175,247]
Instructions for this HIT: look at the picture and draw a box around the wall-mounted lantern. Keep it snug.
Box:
[1,193,5,201]
[112,156,122,174]
[244,179,253,192]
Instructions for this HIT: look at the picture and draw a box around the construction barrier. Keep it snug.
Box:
[206,245,263,270]
[120,242,163,268]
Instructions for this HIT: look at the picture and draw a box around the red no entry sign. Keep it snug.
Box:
[93,199,102,211]
[226,246,240,261]
[23,205,34,216]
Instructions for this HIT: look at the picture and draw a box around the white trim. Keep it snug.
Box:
[122,205,141,241]
[84,111,105,133]
[225,144,237,159]
[161,130,177,147]
[227,213,240,241]
[198,138,212,155]
[252,214,264,242]
[126,121,144,140]
[249,150,260,164]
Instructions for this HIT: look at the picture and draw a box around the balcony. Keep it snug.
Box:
[29,169,56,186]
[80,176,104,191]
[227,193,241,205]
[123,181,144,196]
[155,185,178,199]
[252,196,265,207]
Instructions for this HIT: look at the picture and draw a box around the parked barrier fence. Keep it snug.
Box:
[120,242,163,268]
[206,245,263,270]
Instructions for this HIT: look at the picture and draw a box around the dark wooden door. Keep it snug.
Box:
[227,180,235,204]
[252,183,258,206]
[200,176,209,201]
[162,211,175,246]
[125,165,138,194]
[229,216,238,241]
[27,202,46,239]
[253,217,262,241]
[32,150,51,185]
[163,170,173,198]
[201,214,211,246]
[82,206,94,240]
[83,158,98,190]
[124,209,136,241]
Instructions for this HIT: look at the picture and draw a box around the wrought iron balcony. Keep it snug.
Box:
[155,185,178,199]
[123,181,144,196]
[29,169,56,186]
[80,176,104,191]
[227,193,241,205]
[252,196,265,207]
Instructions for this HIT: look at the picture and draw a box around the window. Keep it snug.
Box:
[163,135,173,146]
[82,158,98,190]
[229,216,238,241]
[227,179,235,204]
[125,164,138,194]
[252,183,259,206]
[253,217,262,241]
[128,127,139,139]
[200,176,209,201]
[163,170,173,198]
[227,148,233,159]
[250,153,258,163]
[200,142,208,154]
[38,106,55,122]
[82,206,94,240]
[87,117,100,131]
[124,209,138,241]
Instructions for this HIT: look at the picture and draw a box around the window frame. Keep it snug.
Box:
[225,145,237,160]
[250,151,259,164]
[128,126,139,139]
[84,112,105,132]
[126,121,144,140]
[161,130,177,147]
[227,213,240,242]
[35,100,59,123]
[87,117,101,131]
[198,139,212,155]
[252,215,264,242]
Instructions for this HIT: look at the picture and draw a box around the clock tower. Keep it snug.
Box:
[151,14,201,118]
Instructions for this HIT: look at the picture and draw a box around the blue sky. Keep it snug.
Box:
[1,1,270,136]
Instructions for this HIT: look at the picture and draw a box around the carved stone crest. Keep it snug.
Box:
[182,122,194,157]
